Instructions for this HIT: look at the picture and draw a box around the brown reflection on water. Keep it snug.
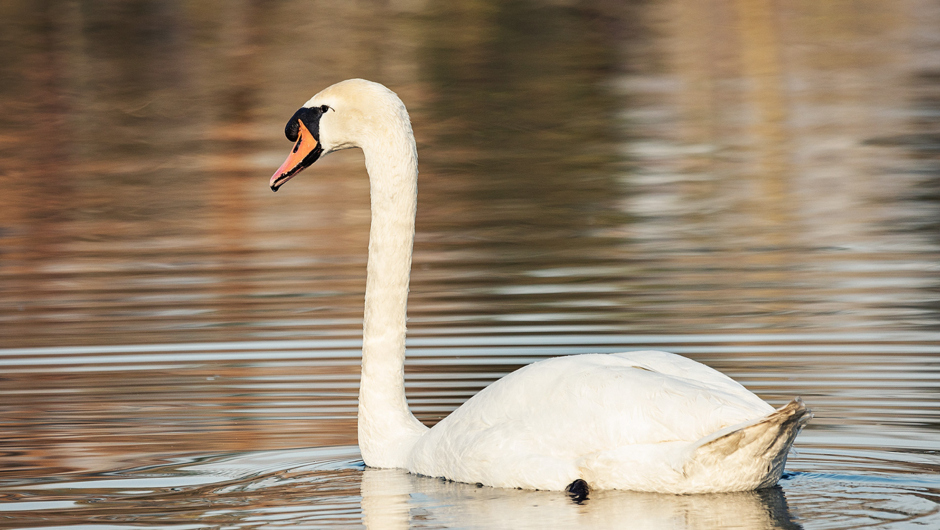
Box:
[1,2,940,527]
[1,1,939,347]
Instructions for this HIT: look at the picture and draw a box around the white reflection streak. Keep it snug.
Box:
[361,469,413,530]
[359,467,802,530]
[2,332,940,360]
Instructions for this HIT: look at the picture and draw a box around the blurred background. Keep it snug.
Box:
[3,0,940,347]
[1,0,940,527]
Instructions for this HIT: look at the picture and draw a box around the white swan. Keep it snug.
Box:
[269,79,811,495]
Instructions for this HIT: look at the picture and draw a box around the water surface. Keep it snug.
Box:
[1,0,940,528]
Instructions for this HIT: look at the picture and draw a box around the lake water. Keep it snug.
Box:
[2,1,940,528]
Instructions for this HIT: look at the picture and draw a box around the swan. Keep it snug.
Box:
[268,79,811,495]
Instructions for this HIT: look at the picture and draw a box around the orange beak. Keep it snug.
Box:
[270,119,322,192]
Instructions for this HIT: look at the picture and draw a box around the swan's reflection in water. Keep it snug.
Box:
[6,447,803,528]
[360,467,802,530]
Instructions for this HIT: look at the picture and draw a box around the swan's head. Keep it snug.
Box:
[269,79,412,192]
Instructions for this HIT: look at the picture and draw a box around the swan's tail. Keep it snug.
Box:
[682,398,812,492]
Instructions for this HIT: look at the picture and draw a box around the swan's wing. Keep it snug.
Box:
[468,351,772,443]
[609,350,771,409]
[408,351,774,487]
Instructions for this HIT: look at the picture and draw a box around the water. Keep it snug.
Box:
[1,0,940,528]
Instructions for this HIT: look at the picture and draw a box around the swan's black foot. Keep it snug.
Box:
[565,479,589,503]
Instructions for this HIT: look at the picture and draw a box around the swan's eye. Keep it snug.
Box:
[320,105,331,112]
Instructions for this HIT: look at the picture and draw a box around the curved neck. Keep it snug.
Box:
[357,127,427,468]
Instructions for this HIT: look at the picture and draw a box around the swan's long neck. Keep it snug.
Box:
[357,118,427,468]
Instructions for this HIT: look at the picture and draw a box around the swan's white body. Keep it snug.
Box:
[270,79,811,494]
